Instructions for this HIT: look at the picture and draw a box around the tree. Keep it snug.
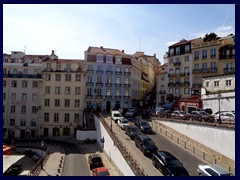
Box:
[203,32,219,42]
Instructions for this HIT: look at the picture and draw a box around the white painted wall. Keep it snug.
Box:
[76,130,97,140]
[94,115,135,176]
[159,121,235,160]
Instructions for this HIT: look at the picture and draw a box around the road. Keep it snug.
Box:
[105,115,205,176]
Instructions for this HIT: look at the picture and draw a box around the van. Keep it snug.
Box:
[111,110,122,123]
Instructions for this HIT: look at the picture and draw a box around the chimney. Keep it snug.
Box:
[100,46,103,49]
[122,50,125,53]
[51,50,54,55]
[153,53,156,57]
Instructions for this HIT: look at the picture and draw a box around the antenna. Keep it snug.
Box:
[139,38,141,51]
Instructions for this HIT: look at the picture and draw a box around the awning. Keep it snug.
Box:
[3,155,25,173]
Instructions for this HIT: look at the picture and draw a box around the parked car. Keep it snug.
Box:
[214,111,235,123]
[125,108,138,117]
[134,133,158,155]
[134,120,152,134]
[125,116,137,123]
[92,167,110,176]
[111,110,122,123]
[171,111,189,120]
[88,154,104,170]
[117,118,130,130]
[197,164,233,176]
[190,111,214,122]
[125,125,139,139]
[152,150,189,176]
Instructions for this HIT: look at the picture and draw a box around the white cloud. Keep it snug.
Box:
[165,41,178,47]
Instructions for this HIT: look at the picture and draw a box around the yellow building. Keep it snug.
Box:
[41,51,85,137]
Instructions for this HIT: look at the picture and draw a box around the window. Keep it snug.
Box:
[226,80,232,86]
[176,57,180,62]
[45,86,51,94]
[115,56,122,64]
[116,67,121,72]
[75,99,80,107]
[10,119,15,126]
[97,76,102,83]
[45,74,51,81]
[22,81,28,88]
[13,69,17,74]
[47,63,51,69]
[34,69,38,75]
[32,81,38,88]
[169,58,173,64]
[12,81,17,88]
[55,99,60,107]
[125,67,130,72]
[206,82,209,87]
[184,67,189,74]
[175,88,180,94]
[106,55,113,63]
[202,50,207,59]
[107,66,112,71]
[116,89,120,96]
[124,77,129,84]
[202,63,207,71]
[176,47,180,54]
[87,76,92,83]
[21,106,26,114]
[97,65,102,71]
[75,87,81,95]
[116,77,121,84]
[175,68,180,75]
[211,49,216,58]
[32,106,37,114]
[74,114,80,123]
[65,87,71,95]
[87,65,93,71]
[161,75,164,81]
[194,51,199,60]
[32,93,38,101]
[76,74,81,81]
[170,48,174,56]
[55,86,61,94]
[184,88,189,94]
[214,81,219,87]
[87,88,92,96]
[184,55,189,62]
[169,69,173,75]
[11,93,16,100]
[20,119,26,126]
[56,63,61,70]
[107,77,111,83]
[65,113,70,122]
[56,74,61,81]
[44,113,49,122]
[169,88,173,94]
[211,62,217,70]
[65,99,70,107]
[97,54,104,62]
[22,93,27,101]
[185,45,190,53]
[23,69,28,75]
[194,64,199,70]
[31,120,37,127]
[3,80,6,87]
[45,99,50,106]
[54,113,59,122]
[65,74,71,81]
[107,89,111,96]
[66,63,71,70]
[11,106,16,113]
[124,89,129,96]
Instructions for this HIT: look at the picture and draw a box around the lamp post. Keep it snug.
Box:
[218,92,221,123]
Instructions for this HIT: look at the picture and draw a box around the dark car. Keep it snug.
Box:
[125,117,137,123]
[152,150,189,176]
[134,133,158,155]
[125,125,139,139]
[190,111,214,122]
[88,154,104,170]
[135,120,152,134]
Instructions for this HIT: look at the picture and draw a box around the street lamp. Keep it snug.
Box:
[218,93,221,123]
[40,140,44,169]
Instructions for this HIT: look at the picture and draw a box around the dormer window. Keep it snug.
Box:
[115,56,122,64]
[106,55,113,63]
[97,54,104,63]
[185,45,190,53]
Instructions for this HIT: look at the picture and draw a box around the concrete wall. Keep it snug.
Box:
[150,120,235,175]
[76,130,97,140]
[94,115,135,176]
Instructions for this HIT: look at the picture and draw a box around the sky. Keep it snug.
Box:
[3,4,235,64]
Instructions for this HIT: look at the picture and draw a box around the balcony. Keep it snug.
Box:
[86,69,94,73]
[64,68,72,72]
[123,72,131,75]
[192,83,202,88]
[224,68,235,74]
[115,71,122,75]
[95,95,103,99]
[96,70,104,74]
[168,82,173,87]
[96,83,103,87]
[86,95,94,99]
[184,82,190,86]
[210,55,216,59]
[3,74,42,79]
[43,68,53,72]
[219,54,235,60]
[86,82,94,86]
[183,72,190,76]
[105,83,113,87]
[105,71,113,75]
[209,68,217,73]
[105,95,112,99]
[202,56,207,60]
[192,69,202,74]
[173,62,181,66]
[159,90,166,94]
[123,96,130,99]
[115,96,122,99]
[115,84,122,87]
[123,84,131,87]
[194,57,199,60]
[168,74,175,77]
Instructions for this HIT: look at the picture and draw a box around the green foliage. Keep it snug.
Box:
[203,32,219,42]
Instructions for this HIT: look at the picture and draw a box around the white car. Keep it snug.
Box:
[197,164,233,176]
[214,111,235,122]
[117,118,130,130]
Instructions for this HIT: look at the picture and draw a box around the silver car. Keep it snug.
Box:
[197,164,233,176]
